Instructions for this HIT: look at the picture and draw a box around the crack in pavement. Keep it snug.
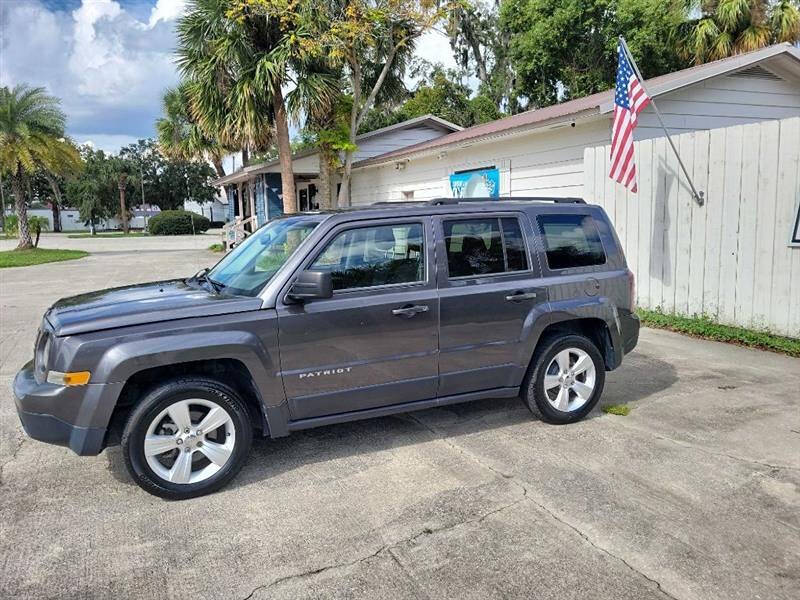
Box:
[239,491,528,600]
[405,414,680,600]
[610,419,800,473]
[387,547,433,600]
[0,432,26,486]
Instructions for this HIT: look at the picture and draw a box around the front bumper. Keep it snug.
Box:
[13,361,123,456]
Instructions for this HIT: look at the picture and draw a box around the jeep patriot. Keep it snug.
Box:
[14,198,639,499]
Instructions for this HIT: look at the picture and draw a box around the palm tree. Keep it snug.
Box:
[681,1,800,64]
[177,0,338,215]
[0,85,80,249]
[176,0,293,213]
[156,82,229,178]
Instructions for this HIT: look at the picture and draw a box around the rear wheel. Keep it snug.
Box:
[522,334,605,424]
[122,378,252,499]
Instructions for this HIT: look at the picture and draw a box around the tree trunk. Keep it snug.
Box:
[241,148,249,168]
[338,69,360,208]
[51,202,61,233]
[0,171,6,230]
[11,173,33,249]
[118,179,129,234]
[46,173,62,232]
[318,149,333,210]
[272,87,296,214]
[212,157,226,178]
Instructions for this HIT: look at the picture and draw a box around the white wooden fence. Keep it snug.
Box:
[584,116,800,338]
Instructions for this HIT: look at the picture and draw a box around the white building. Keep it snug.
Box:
[349,43,800,204]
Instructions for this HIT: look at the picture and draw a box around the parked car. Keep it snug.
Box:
[14,198,638,499]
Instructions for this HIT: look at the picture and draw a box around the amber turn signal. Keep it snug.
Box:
[46,371,91,386]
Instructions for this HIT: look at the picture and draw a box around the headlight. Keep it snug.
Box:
[33,331,51,384]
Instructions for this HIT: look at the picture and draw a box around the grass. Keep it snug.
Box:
[67,232,149,239]
[637,308,800,357]
[0,248,89,268]
[602,404,631,416]
[208,243,225,252]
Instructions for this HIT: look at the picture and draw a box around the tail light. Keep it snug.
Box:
[626,268,636,312]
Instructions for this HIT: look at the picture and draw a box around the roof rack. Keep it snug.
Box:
[427,197,585,205]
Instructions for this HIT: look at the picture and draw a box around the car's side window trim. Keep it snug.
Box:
[293,217,431,297]
[441,213,533,281]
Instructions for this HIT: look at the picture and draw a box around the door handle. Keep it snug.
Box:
[392,304,429,317]
[505,291,538,302]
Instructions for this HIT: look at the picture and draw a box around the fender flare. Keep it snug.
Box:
[90,331,284,434]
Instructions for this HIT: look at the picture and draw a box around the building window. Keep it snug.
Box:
[402,190,414,200]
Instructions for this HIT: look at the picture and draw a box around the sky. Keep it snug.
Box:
[0,0,459,155]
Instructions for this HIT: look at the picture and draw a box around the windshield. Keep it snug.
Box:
[207,217,320,296]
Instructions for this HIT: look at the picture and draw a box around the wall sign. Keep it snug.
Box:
[450,167,500,198]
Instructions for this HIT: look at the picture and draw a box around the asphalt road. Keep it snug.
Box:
[1,236,798,600]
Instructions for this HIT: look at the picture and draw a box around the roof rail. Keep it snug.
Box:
[428,197,586,205]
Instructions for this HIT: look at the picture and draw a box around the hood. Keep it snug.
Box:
[46,279,264,336]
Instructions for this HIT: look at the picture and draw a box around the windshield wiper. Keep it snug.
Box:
[191,268,224,294]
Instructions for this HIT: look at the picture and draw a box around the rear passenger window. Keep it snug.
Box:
[537,214,606,270]
[444,217,529,277]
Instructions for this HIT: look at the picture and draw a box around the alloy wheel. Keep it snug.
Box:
[144,398,236,485]
[543,348,597,413]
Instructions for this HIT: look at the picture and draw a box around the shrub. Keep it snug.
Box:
[2,214,48,245]
[28,216,49,247]
[3,215,18,237]
[147,210,210,235]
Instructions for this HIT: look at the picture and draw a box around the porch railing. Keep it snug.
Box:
[221,215,257,251]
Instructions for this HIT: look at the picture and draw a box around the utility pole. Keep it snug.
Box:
[140,165,147,229]
[118,174,129,234]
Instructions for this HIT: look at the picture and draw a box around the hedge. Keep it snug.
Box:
[147,210,211,235]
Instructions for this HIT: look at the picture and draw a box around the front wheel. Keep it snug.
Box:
[522,334,606,424]
[121,378,253,500]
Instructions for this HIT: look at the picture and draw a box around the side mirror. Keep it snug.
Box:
[288,270,333,301]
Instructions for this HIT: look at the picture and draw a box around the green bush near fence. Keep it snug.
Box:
[637,308,800,357]
[147,210,210,235]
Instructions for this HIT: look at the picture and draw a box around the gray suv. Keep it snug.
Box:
[13,198,639,499]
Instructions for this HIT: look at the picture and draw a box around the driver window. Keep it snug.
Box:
[310,223,425,291]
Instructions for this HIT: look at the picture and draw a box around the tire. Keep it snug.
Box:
[522,334,606,424]
[121,377,253,500]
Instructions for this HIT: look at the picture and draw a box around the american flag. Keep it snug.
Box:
[610,42,650,192]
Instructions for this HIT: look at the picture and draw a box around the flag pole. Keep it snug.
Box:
[619,36,704,205]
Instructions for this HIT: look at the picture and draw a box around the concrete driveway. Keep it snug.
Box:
[1,239,798,600]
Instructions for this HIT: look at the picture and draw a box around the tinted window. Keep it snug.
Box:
[444,217,529,277]
[311,223,424,290]
[537,214,606,270]
[502,218,528,271]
